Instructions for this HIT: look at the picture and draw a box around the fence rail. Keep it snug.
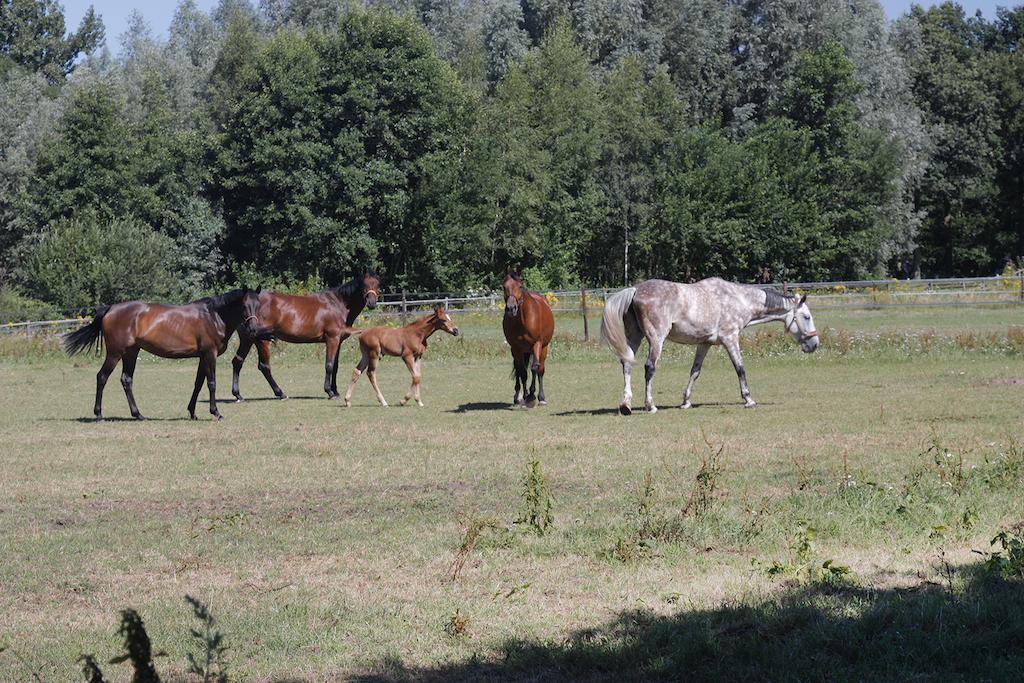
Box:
[3,275,1023,335]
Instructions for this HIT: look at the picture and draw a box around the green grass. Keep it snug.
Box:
[1,307,1023,680]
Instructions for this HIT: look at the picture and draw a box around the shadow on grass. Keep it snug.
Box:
[561,401,774,417]
[447,402,512,413]
[351,565,1024,682]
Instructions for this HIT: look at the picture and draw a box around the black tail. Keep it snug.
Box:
[62,306,110,356]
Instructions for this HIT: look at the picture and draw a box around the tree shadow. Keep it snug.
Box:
[350,564,1024,682]
[447,402,513,413]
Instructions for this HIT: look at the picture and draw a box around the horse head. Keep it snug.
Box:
[785,294,819,353]
[502,271,525,318]
[430,306,459,336]
[362,271,381,309]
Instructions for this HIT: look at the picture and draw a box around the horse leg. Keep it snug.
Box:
[399,354,422,407]
[120,347,144,420]
[256,339,287,399]
[344,349,369,407]
[231,337,252,402]
[511,351,524,406]
[188,362,206,420]
[324,336,341,399]
[330,333,349,397]
[722,337,756,408]
[536,345,549,406]
[366,351,388,407]
[643,335,665,413]
[94,351,121,421]
[681,343,711,409]
[619,325,643,415]
[525,343,542,408]
[413,358,424,406]
[204,351,222,420]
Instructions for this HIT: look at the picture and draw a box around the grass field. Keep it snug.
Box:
[2,305,1024,681]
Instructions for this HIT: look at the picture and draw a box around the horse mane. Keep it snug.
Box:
[762,288,795,312]
[195,288,247,311]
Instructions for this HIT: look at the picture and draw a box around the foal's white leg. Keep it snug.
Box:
[344,351,370,407]
[644,337,664,413]
[722,337,756,408]
[681,343,710,409]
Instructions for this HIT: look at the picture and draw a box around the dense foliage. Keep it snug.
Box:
[0,0,1020,310]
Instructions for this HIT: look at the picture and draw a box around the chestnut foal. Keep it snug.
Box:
[344,307,460,407]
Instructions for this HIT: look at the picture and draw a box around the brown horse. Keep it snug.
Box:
[63,288,271,421]
[502,272,555,407]
[231,272,380,401]
[344,307,459,407]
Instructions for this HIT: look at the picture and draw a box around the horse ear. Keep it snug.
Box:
[799,294,807,307]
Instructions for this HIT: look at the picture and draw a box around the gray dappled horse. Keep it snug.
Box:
[600,278,819,415]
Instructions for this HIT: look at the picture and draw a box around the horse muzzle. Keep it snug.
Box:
[801,332,820,353]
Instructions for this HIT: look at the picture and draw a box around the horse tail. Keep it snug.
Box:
[62,306,110,356]
[600,287,637,364]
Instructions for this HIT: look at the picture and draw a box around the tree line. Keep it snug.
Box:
[0,0,1021,312]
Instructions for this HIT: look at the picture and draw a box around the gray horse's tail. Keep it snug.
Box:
[601,287,637,364]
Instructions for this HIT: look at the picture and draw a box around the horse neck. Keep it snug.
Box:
[407,315,438,342]
[749,290,793,326]
[328,282,365,325]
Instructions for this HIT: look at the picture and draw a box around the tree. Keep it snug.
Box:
[215,9,470,285]
[0,0,104,82]
[457,21,604,287]
[19,217,177,309]
[898,3,1002,275]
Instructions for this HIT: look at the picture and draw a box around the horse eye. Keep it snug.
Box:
[803,314,810,321]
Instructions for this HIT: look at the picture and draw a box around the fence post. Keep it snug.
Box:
[1019,268,1023,303]
[444,296,449,311]
[401,289,408,326]
[580,288,589,342]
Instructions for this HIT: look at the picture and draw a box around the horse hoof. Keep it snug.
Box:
[416,402,424,407]
[538,400,548,406]
[95,416,105,423]
[279,394,289,401]
[680,402,692,410]
[645,405,658,414]
[133,414,145,421]
[214,414,224,421]
[189,414,197,421]
[744,401,757,409]
[619,404,632,416]
[328,394,340,401]
[234,396,244,403]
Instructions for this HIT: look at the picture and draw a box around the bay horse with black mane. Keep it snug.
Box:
[601,277,819,415]
[502,272,555,408]
[231,271,381,401]
[63,288,271,421]
[344,307,460,407]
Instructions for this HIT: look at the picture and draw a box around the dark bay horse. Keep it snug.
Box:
[63,289,271,420]
[231,272,380,400]
[502,272,555,408]
[601,277,819,415]
[344,307,460,407]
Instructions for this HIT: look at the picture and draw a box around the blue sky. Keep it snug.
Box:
[61,1,1010,55]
